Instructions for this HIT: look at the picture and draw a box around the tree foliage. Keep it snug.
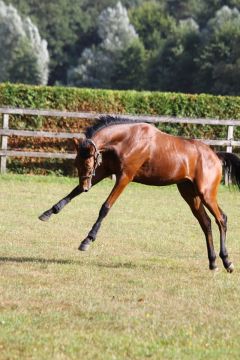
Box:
[3,0,89,84]
[129,2,175,52]
[0,0,49,84]
[111,39,147,89]
[68,2,139,88]
[149,18,200,92]
[166,0,204,21]
[1,0,240,94]
[196,6,240,94]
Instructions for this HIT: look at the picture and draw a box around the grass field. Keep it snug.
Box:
[0,174,240,360]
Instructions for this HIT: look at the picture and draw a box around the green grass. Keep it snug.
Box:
[0,174,240,360]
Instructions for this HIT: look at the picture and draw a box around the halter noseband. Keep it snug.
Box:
[79,139,102,180]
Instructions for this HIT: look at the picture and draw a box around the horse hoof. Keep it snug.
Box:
[79,238,92,251]
[39,211,51,222]
[226,263,234,273]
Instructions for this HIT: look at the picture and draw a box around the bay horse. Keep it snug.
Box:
[39,116,240,272]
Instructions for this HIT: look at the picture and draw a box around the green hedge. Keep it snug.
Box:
[1,82,240,131]
[1,82,240,117]
[1,83,240,175]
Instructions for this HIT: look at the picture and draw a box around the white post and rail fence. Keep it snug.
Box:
[0,107,239,181]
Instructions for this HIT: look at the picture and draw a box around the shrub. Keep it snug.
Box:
[1,83,240,174]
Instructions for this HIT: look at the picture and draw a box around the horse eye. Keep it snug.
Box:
[79,148,91,158]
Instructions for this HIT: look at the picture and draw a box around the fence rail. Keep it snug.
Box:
[1,106,240,125]
[1,107,240,174]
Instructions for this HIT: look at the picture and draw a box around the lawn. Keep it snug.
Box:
[0,174,240,359]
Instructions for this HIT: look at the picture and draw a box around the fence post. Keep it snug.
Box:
[226,125,234,153]
[0,113,9,174]
[225,125,234,185]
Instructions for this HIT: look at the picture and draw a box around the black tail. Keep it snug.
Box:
[217,152,240,189]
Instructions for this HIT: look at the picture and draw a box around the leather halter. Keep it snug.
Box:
[79,139,102,180]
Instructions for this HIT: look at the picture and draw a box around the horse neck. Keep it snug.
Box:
[92,126,127,151]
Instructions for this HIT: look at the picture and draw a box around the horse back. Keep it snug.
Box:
[134,128,222,186]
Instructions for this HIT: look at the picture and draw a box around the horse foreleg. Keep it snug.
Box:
[79,174,130,251]
[39,185,82,221]
[39,167,108,222]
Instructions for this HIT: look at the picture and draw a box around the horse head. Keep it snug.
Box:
[73,137,102,192]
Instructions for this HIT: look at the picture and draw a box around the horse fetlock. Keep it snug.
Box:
[52,199,70,214]
[79,237,93,251]
[219,250,228,260]
[209,263,218,271]
[52,205,61,214]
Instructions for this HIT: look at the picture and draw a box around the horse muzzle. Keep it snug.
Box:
[80,177,92,192]
[82,187,90,192]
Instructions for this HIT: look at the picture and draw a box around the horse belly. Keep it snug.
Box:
[133,160,188,186]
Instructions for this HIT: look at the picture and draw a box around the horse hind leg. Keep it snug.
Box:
[213,205,233,273]
[198,188,234,273]
[217,209,234,272]
[177,182,217,271]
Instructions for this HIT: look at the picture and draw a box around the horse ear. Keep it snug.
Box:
[73,137,81,151]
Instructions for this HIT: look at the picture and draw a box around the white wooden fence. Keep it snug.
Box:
[1,107,240,174]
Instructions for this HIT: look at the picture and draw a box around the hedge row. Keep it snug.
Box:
[1,83,240,175]
[1,82,240,117]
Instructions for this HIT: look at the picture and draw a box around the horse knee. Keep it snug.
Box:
[99,203,110,218]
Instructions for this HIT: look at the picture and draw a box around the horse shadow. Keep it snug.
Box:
[0,256,81,266]
[0,256,138,269]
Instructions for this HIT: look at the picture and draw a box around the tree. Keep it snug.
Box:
[68,1,139,88]
[4,0,89,84]
[111,39,147,89]
[98,0,137,51]
[130,1,175,52]
[166,0,204,21]
[196,0,240,26]
[148,18,200,92]
[196,6,240,94]
[4,0,146,84]
[0,0,49,84]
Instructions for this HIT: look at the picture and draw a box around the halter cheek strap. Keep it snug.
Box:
[80,139,102,179]
[87,139,102,170]
[87,139,98,153]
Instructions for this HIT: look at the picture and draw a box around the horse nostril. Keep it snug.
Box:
[83,188,89,192]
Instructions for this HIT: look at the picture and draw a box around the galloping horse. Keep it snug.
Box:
[39,116,240,272]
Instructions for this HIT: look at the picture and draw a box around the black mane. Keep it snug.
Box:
[85,115,148,139]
